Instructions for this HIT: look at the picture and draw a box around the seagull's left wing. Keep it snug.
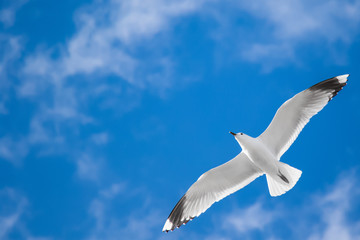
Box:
[162,152,263,232]
[258,74,348,159]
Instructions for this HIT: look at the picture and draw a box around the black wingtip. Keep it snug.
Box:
[309,75,348,101]
[164,195,189,232]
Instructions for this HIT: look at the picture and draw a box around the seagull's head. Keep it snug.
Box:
[229,131,245,137]
[229,131,250,147]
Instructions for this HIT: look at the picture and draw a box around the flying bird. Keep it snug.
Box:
[162,74,349,232]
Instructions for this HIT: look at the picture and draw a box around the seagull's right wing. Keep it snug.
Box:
[258,74,348,159]
[162,152,263,232]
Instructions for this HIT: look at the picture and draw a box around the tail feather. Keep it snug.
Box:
[266,162,302,197]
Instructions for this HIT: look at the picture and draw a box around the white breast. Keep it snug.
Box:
[241,138,278,176]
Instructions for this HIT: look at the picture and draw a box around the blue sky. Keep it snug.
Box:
[1,0,360,239]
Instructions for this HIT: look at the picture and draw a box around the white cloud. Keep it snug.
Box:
[7,0,359,168]
[99,183,126,199]
[235,0,360,70]
[86,183,164,240]
[0,0,28,28]
[76,153,103,182]
[0,188,27,239]
[87,205,162,240]
[208,171,360,240]
[90,132,109,145]
[27,105,93,146]
[7,0,206,174]
[307,173,360,240]
[0,35,22,77]
[0,188,51,240]
[241,43,296,73]
[78,171,360,240]
[20,0,205,90]
[18,0,206,110]
[0,137,28,165]
[222,201,277,233]
[0,34,23,114]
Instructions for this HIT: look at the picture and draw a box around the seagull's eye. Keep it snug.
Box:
[240,133,243,135]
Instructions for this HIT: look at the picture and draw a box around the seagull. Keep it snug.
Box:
[162,74,349,232]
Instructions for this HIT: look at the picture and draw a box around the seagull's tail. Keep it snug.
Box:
[266,162,302,197]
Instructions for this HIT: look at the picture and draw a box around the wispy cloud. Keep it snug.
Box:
[0,188,51,240]
[205,171,360,240]
[236,0,360,71]
[90,132,109,145]
[307,172,360,240]
[0,35,22,78]
[0,0,28,28]
[4,0,359,175]
[3,0,206,176]
[0,188,27,239]
[0,137,28,165]
[222,201,277,233]
[86,183,163,240]
[76,153,104,182]
[0,34,23,114]
[99,183,126,199]
[240,0,360,41]
[207,0,360,72]
[20,0,205,92]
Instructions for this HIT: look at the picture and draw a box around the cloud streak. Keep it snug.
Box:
[4,0,206,174]
[222,201,277,234]
[307,173,360,240]
[20,0,205,90]
[0,188,52,240]
[208,171,360,240]
[0,0,28,28]
[3,0,359,174]
[236,0,360,70]
[74,171,360,240]
[86,183,163,240]
[0,34,23,115]
[0,188,27,239]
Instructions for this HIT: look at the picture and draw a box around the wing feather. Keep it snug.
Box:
[162,152,263,232]
[258,74,348,158]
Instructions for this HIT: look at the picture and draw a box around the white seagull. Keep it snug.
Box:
[162,74,349,232]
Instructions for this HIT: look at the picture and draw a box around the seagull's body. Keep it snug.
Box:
[163,74,349,232]
[238,135,278,176]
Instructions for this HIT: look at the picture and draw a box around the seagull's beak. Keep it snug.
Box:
[229,131,237,136]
